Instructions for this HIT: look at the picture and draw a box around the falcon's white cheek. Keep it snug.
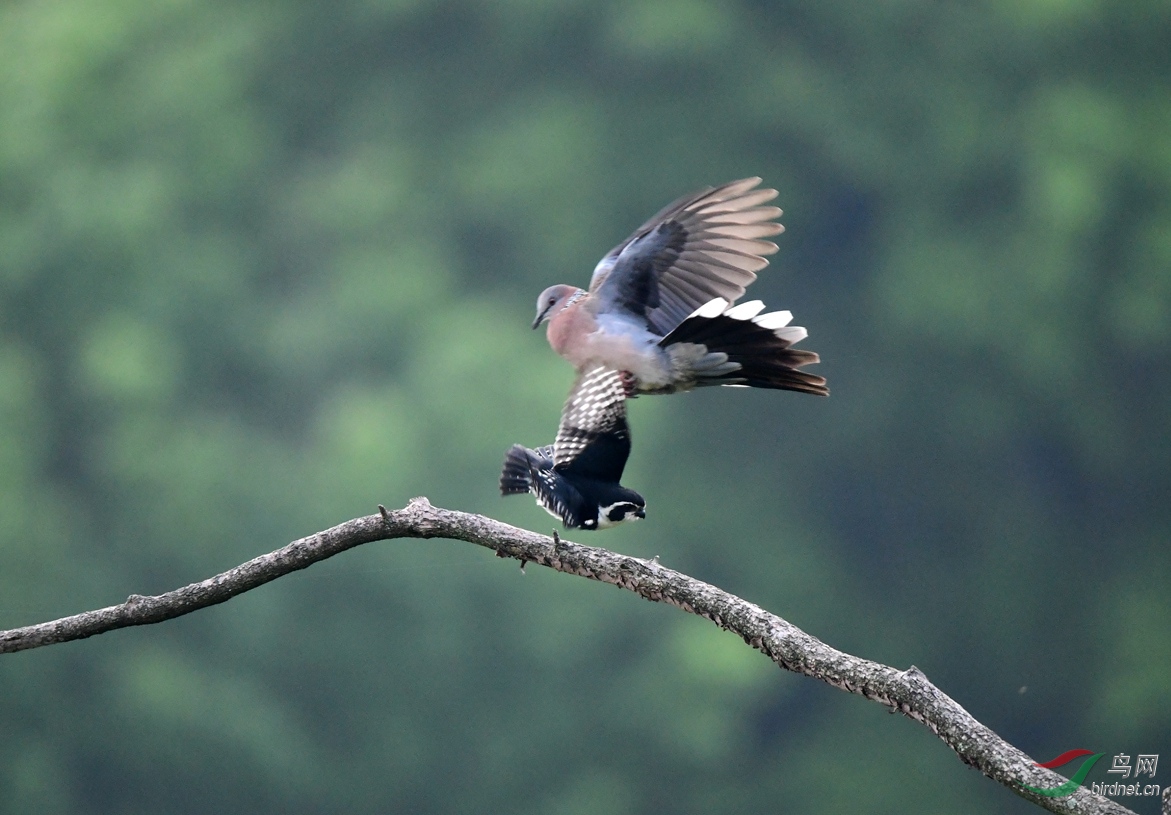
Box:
[595,502,645,529]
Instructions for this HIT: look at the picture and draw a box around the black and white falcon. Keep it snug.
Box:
[500,365,645,530]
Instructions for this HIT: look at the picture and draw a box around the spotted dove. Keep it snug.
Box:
[532,177,828,396]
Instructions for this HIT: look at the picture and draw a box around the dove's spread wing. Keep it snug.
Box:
[589,178,784,336]
[553,365,631,483]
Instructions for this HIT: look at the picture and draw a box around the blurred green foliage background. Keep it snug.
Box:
[1,0,1168,812]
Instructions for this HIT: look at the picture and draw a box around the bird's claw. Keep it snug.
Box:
[619,370,638,398]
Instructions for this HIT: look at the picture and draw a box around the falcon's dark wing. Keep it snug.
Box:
[553,365,631,483]
[589,178,784,336]
[500,443,591,529]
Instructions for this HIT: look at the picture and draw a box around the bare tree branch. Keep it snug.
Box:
[0,498,1138,815]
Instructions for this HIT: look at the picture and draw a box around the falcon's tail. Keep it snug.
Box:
[660,298,828,396]
[500,444,544,496]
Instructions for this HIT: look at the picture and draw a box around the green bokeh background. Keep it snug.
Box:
[1,1,1168,812]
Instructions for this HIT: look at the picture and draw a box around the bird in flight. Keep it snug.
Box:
[533,177,827,397]
[502,178,826,529]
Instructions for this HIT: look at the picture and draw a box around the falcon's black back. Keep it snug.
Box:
[500,444,645,530]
